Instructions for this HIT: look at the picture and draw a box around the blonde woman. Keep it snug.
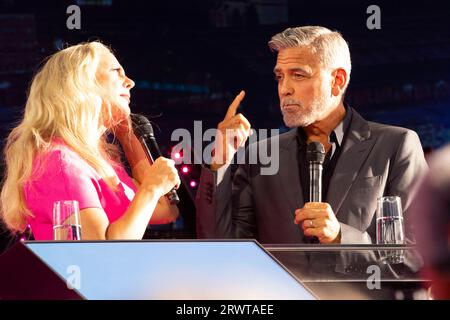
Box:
[0,41,180,240]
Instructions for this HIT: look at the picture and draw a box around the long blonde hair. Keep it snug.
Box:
[1,41,125,233]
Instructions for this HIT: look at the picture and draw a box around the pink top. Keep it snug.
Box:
[23,139,137,240]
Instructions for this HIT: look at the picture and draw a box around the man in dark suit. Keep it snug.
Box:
[196,26,427,245]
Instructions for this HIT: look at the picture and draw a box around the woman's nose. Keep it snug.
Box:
[124,76,135,89]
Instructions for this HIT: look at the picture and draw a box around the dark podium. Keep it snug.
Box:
[0,240,316,300]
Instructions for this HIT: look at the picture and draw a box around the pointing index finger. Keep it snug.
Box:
[224,90,245,120]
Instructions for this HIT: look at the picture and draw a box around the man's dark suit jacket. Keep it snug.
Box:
[195,108,428,245]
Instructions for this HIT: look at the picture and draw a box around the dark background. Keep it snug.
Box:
[1,0,450,253]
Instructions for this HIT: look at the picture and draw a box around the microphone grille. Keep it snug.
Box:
[306,141,326,163]
[130,113,154,137]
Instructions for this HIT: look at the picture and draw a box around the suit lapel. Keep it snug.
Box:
[277,129,304,215]
[327,109,376,215]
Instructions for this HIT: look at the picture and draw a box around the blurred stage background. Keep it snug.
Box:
[1,0,449,253]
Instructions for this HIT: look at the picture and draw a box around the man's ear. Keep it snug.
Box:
[331,68,348,97]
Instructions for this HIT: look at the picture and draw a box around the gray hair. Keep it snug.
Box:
[269,26,352,90]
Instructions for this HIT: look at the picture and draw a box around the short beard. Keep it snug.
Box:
[281,95,329,128]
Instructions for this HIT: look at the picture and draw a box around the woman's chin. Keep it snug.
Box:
[114,105,131,119]
[122,105,131,116]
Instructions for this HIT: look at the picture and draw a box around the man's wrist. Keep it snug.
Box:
[332,229,342,244]
[210,162,224,171]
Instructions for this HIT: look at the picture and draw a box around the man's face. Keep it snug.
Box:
[274,46,333,127]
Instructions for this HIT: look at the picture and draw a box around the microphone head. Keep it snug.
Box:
[130,114,154,138]
[306,141,326,164]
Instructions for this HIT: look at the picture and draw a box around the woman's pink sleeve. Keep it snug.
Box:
[25,149,103,224]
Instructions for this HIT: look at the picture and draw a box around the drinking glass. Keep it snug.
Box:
[376,196,405,264]
[53,200,82,241]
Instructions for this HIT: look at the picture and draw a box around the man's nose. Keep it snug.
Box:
[279,78,294,96]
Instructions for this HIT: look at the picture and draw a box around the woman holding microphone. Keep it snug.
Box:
[0,41,180,240]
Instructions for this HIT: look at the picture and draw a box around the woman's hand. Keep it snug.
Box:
[102,157,180,240]
[140,157,181,198]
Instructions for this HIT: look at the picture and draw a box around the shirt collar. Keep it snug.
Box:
[331,104,352,147]
[297,104,352,147]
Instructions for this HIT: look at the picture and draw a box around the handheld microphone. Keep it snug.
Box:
[306,142,325,203]
[130,114,180,205]
[305,141,325,244]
